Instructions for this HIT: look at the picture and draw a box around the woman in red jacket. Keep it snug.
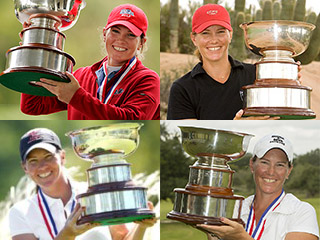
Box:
[21,4,160,120]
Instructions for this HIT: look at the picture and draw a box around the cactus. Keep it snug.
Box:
[245,13,252,22]
[169,0,179,53]
[273,1,281,20]
[262,0,272,20]
[295,13,320,65]
[306,12,317,24]
[230,11,247,61]
[255,9,262,21]
[203,0,220,4]
[293,0,306,21]
[235,0,246,13]
[280,0,295,20]
[230,9,236,30]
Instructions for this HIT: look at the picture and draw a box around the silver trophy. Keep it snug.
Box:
[66,123,154,225]
[241,20,316,119]
[0,0,86,96]
[167,126,253,229]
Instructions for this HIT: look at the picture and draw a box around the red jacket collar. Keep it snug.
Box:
[91,56,138,74]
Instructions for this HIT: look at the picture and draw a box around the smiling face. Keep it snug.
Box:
[104,25,145,66]
[22,148,66,191]
[250,148,293,196]
[191,25,232,63]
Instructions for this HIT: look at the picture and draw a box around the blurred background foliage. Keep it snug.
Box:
[0,120,160,202]
[0,0,160,119]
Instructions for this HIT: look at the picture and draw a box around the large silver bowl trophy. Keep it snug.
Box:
[0,0,86,96]
[241,20,316,119]
[167,126,253,236]
[66,123,154,225]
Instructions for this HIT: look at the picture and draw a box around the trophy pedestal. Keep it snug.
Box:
[243,84,315,119]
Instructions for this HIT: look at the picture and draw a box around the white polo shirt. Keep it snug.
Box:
[9,181,111,240]
[234,193,319,240]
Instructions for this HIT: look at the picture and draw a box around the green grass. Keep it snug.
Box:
[161,199,208,240]
[160,199,174,220]
[161,222,208,240]
[0,104,67,120]
[301,197,320,232]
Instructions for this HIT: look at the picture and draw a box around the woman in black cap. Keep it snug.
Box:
[9,128,156,240]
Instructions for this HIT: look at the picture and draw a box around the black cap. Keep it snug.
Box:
[20,128,62,162]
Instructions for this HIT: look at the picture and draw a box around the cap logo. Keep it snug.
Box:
[27,131,42,143]
[269,135,285,146]
[120,9,134,18]
[207,10,218,15]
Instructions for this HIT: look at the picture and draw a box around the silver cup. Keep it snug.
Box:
[0,0,86,96]
[240,20,316,119]
[167,126,253,227]
[66,123,154,225]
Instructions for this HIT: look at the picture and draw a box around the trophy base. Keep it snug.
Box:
[0,68,69,96]
[167,211,244,227]
[78,209,155,225]
[243,107,316,119]
[243,85,315,119]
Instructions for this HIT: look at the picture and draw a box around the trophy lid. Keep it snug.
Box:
[14,0,86,31]
[240,20,315,57]
[179,126,254,161]
[66,122,143,161]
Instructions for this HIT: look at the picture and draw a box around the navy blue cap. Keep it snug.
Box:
[20,128,62,162]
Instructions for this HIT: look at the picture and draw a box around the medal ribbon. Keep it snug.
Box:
[38,188,76,239]
[246,189,285,240]
[98,56,137,104]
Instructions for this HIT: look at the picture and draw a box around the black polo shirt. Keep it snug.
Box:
[167,56,256,120]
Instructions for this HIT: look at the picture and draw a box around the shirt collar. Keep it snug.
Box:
[93,56,137,75]
[242,193,295,217]
[191,55,245,78]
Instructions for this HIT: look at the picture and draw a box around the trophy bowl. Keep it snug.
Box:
[179,126,253,161]
[241,20,315,57]
[66,122,143,164]
[14,0,86,31]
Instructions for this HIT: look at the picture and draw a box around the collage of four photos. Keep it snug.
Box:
[0,0,319,240]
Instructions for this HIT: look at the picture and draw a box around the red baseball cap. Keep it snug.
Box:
[105,4,148,36]
[192,4,232,33]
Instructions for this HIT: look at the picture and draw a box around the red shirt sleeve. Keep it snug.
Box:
[20,93,67,115]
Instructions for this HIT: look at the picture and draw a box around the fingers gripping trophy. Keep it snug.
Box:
[0,0,86,96]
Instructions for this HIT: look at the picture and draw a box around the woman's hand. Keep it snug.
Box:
[34,71,80,104]
[122,201,157,240]
[234,110,280,120]
[56,203,100,240]
[133,202,157,229]
[197,217,253,240]
[297,61,302,84]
